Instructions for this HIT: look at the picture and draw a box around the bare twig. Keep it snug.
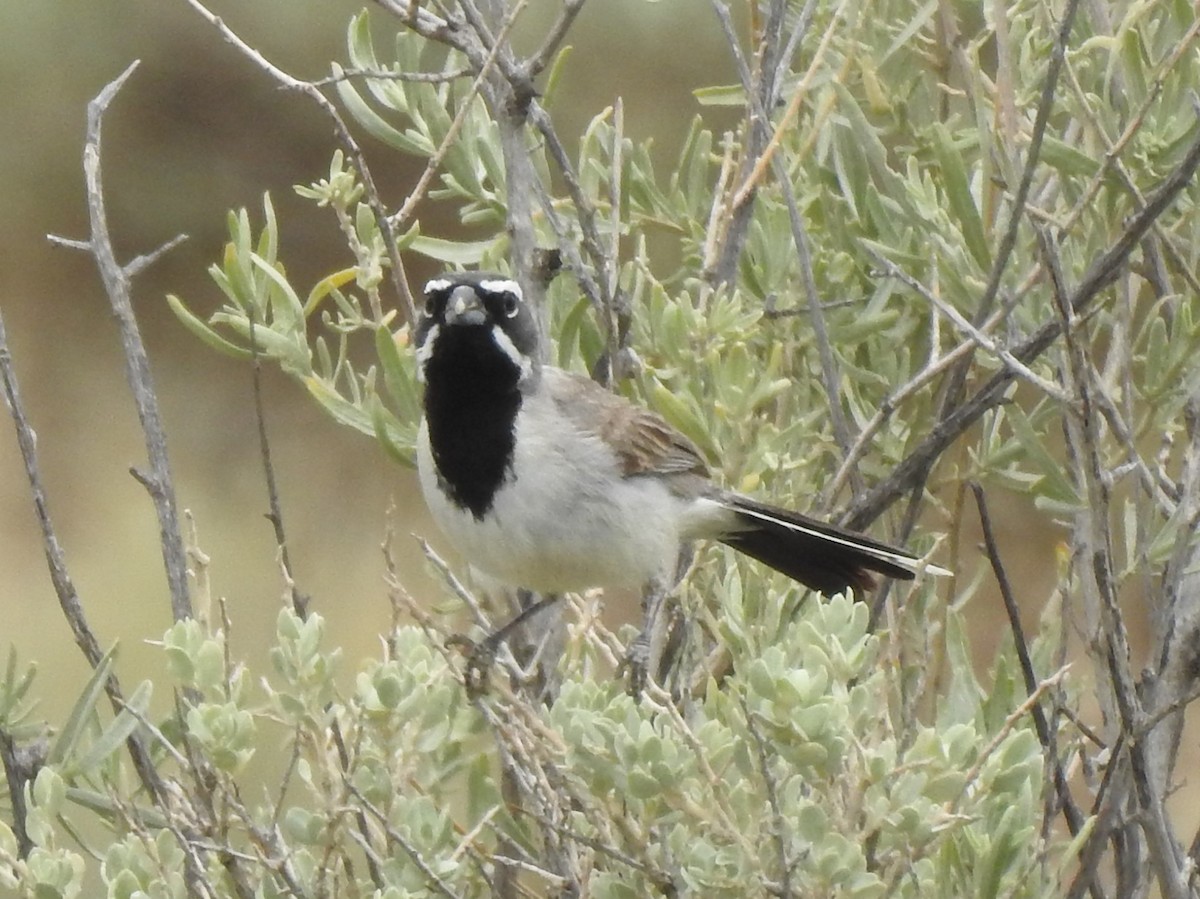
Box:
[389,0,529,233]
[951,666,1070,808]
[310,65,471,86]
[846,120,1200,530]
[602,97,626,383]
[525,0,586,79]
[247,314,308,619]
[513,806,660,877]
[46,60,193,624]
[419,538,490,629]
[527,101,608,310]
[723,0,832,215]
[0,728,45,858]
[0,309,107,673]
[443,1,543,294]
[9,82,188,823]
[218,788,308,897]
[709,0,856,487]
[345,777,470,897]
[707,0,827,286]
[970,484,1093,852]
[1057,15,1200,265]
[1137,391,1200,895]
[973,0,1083,325]
[868,250,1069,402]
[1044,194,1193,899]
[1065,736,1127,899]
[825,319,978,505]
[741,699,795,898]
[775,138,855,494]
[900,0,1083,534]
[182,0,418,325]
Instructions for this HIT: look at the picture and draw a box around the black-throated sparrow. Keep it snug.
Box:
[414,271,945,688]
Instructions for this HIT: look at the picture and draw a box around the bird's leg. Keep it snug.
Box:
[654,599,688,693]
[628,576,676,696]
[623,544,696,696]
[449,590,560,697]
[504,588,566,704]
[654,542,696,692]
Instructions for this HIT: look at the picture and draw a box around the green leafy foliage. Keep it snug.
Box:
[0,591,1061,897]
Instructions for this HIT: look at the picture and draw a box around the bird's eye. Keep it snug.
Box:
[502,294,520,318]
[423,295,439,316]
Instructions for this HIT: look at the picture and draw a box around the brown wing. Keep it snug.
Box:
[545,369,709,478]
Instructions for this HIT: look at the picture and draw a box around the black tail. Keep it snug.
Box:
[717,495,936,597]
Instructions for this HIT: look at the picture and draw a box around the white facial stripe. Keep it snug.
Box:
[479,278,522,298]
[424,278,452,294]
[490,324,534,381]
[415,323,439,383]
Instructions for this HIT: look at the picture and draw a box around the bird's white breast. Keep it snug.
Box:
[416,392,687,593]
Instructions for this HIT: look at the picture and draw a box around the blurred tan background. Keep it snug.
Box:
[0,0,742,721]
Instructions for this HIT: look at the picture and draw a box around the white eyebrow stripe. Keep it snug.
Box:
[479,278,522,298]
[424,278,452,294]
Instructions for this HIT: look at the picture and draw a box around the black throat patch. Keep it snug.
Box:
[422,325,523,520]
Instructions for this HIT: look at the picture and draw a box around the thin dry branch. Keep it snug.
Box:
[311,65,471,86]
[0,728,43,859]
[846,120,1200,530]
[868,251,1070,402]
[972,0,1083,325]
[183,0,418,325]
[0,309,106,672]
[389,0,528,233]
[773,115,855,493]
[9,69,205,826]
[0,300,173,819]
[740,697,795,898]
[951,665,1070,809]
[970,483,1092,849]
[1043,205,1192,899]
[345,782,464,899]
[710,0,857,487]
[46,60,193,625]
[913,0,1084,524]
[706,0,832,286]
[527,101,608,310]
[525,0,586,80]
[247,316,308,619]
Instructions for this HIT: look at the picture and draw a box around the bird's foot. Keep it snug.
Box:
[447,593,561,699]
[620,634,652,698]
[446,633,497,698]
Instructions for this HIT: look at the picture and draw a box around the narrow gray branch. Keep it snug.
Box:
[526,0,586,79]
[46,60,192,624]
[975,0,1083,324]
[707,0,772,287]
[776,164,857,497]
[846,121,1200,530]
[0,303,168,809]
[0,728,45,859]
[185,0,419,325]
[913,0,1084,522]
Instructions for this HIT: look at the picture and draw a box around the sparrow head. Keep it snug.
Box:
[415,272,540,385]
